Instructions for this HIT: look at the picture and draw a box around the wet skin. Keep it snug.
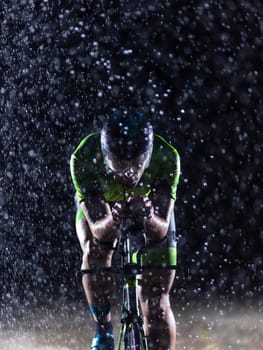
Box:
[77,153,176,349]
[106,152,147,188]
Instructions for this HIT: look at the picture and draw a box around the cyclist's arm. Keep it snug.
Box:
[145,143,180,240]
[80,185,117,243]
[146,182,175,241]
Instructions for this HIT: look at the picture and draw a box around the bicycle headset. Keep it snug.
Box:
[101,110,154,161]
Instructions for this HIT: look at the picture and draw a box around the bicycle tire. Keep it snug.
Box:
[124,323,147,350]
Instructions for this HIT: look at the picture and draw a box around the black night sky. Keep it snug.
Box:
[0,0,262,316]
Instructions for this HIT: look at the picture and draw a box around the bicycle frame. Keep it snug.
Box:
[81,219,148,350]
[115,219,148,350]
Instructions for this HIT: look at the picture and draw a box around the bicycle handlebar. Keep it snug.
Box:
[81,263,176,276]
[80,218,177,276]
[81,264,141,276]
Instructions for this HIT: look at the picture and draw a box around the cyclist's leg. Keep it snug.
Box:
[139,268,176,350]
[76,217,115,314]
[138,211,177,350]
[76,209,115,348]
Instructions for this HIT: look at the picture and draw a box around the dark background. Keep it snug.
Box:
[0,0,262,316]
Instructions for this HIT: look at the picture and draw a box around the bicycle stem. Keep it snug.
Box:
[120,218,141,315]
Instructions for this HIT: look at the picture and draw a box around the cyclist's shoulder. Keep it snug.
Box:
[71,132,100,157]
[153,134,180,161]
[150,134,180,189]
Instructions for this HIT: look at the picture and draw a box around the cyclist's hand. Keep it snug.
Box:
[112,201,131,223]
[126,196,154,220]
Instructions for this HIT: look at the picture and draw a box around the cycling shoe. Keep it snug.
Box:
[91,332,114,350]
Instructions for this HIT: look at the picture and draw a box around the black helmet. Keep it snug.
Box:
[101,110,153,160]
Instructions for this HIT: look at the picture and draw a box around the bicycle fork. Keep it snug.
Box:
[116,275,148,350]
[116,221,148,350]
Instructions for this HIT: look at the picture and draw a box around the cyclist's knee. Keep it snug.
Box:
[81,246,89,270]
[81,239,113,270]
[142,292,171,319]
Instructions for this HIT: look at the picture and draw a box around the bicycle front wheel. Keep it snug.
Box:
[124,324,147,350]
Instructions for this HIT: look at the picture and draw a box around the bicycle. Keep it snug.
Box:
[81,216,177,350]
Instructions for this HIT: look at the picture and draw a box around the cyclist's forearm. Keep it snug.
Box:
[80,202,117,242]
[91,216,118,242]
[144,214,169,241]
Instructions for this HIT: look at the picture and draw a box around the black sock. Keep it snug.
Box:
[95,320,113,335]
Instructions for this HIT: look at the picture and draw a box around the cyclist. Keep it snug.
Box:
[70,110,180,350]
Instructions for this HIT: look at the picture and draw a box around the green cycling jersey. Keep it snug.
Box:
[70,132,180,209]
